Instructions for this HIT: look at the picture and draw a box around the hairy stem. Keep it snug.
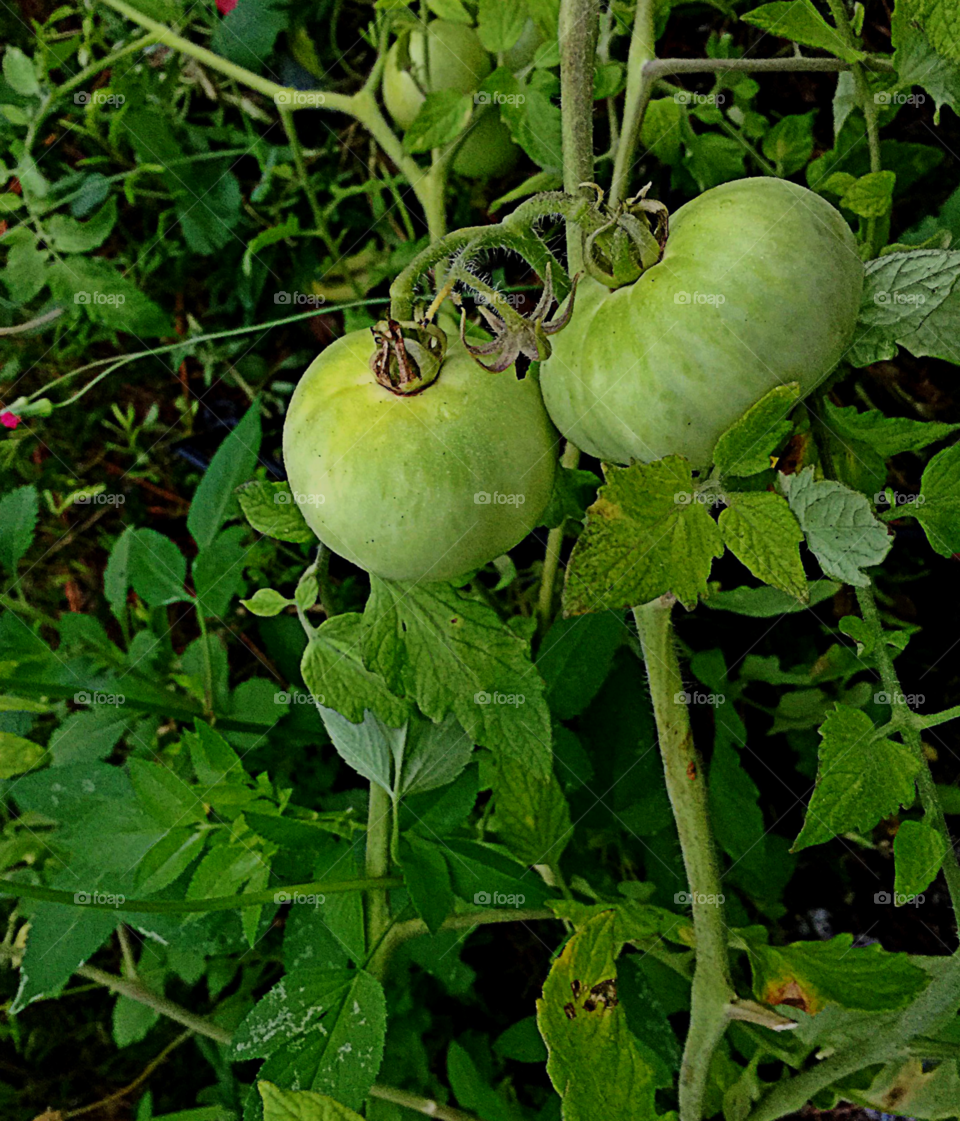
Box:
[559,0,600,273]
[366,783,393,972]
[645,56,893,79]
[634,596,735,1121]
[536,441,581,636]
[609,0,656,208]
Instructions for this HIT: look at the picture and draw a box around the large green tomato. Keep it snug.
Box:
[541,178,864,467]
[382,20,518,179]
[282,333,558,582]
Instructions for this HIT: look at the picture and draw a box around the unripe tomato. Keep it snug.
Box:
[282,333,558,581]
[541,178,864,467]
[382,20,518,179]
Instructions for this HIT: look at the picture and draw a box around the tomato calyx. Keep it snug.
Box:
[369,318,447,395]
[582,183,670,290]
[459,264,580,373]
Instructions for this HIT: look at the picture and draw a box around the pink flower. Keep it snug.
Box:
[0,412,20,430]
[217,0,238,12]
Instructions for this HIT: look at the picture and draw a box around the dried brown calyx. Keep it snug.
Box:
[582,182,670,289]
[369,318,447,395]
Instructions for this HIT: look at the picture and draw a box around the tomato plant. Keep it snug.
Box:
[4,1,960,1121]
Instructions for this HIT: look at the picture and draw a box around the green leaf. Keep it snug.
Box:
[900,0,960,63]
[494,1017,548,1063]
[12,902,116,1013]
[400,833,454,934]
[128,528,189,607]
[761,112,815,176]
[362,578,553,777]
[193,525,249,619]
[547,898,693,947]
[536,612,624,720]
[242,588,294,617]
[640,98,684,166]
[128,758,205,826]
[563,458,725,613]
[740,1,866,63]
[491,71,563,169]
[45,197,117,253]
[231,968,386,1110]
[243,215,300,277]
[744,931,929,1015]
[135,828,207,895]
[704,580,840,616]
[443,838,552,909]
[713,384,800,478]
[794,704,921,850]
[537,912,671,1121]
[538,465,601,529]
[210,0,290,72]
[188,403,262,550]
[301,613,409,727]
[237,481,316,543]
[104,525,134,622]
[3,47,41,98]
[477,0,528,52]
[823,401,960,458]
[427,0,472,21]
[850,249,960,368]
[48,256,171,337]
[185,720,247,787]
[718,492,807,601]
[894,819,948,901]
[0,731,44,777]
[778,467,891,587]
[490,755,571,866]
[826,170,897,218]
[403,90,473,153]
[259,1082,365,1121]
[618,956,682,1075]
[893,19,960,125]
[915,442,960,556]
[0,485,38,572]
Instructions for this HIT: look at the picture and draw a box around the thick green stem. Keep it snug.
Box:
[856,585,960,922]
[536,441,581,636]
[369,1085,478,1121]
[646,56,893,79]
[609,0,656,209]
[918,705,960,731]
[366,783,393,969]
[634,596,735,1121]
[559,0,600,273]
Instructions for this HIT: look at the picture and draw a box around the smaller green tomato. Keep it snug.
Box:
[282,333,559,582]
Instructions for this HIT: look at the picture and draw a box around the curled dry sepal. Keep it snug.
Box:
[369,318,448,395]
[459,264,580,373]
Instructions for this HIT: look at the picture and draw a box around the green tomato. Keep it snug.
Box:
[541,178,864,467]
[282,333,558,581]
[382,20,518,179]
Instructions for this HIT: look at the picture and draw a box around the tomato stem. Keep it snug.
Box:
[609,0,656,209]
